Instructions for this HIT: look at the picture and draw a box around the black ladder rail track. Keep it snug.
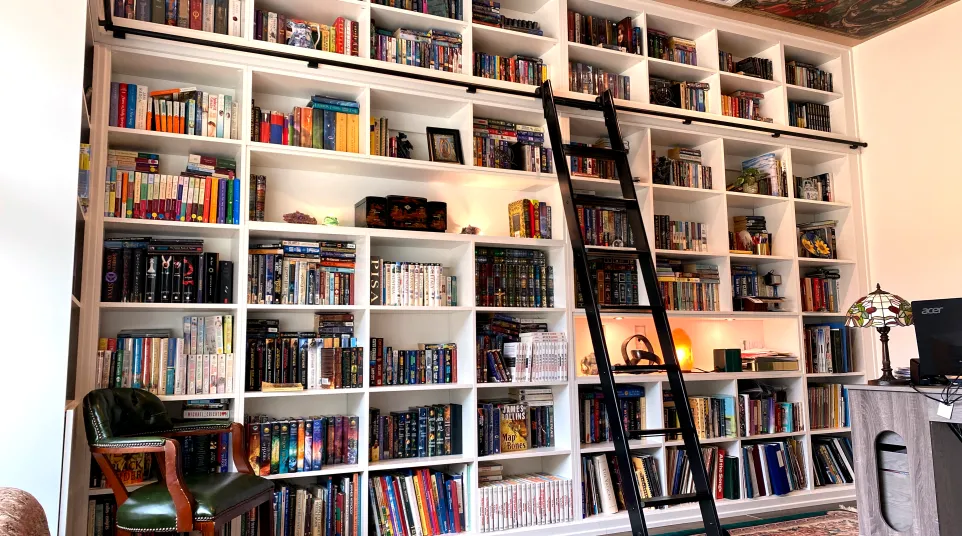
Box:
[97,0,866,150]
[539,79,728,536]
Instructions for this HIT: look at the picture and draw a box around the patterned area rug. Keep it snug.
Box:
[724,511,859,535]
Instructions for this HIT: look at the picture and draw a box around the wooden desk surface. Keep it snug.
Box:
[848,383,962,424]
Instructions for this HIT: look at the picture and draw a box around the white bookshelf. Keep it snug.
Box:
[72,0,869,534]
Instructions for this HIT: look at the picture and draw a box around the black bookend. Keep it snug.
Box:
[204,252,220,304]
[217,260,233,304]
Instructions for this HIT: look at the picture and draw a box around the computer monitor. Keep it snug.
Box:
[914,298,962,376]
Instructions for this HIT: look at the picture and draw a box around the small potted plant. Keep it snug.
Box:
[728,168,765,194]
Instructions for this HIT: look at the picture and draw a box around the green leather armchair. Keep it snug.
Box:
[82,388,274,535]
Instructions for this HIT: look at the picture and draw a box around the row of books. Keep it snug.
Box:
[738,393,803,437]
[652,153,713,189]
[730,215,773,256]
[803,323,854,374]
[576,257,640,307]
[369,339,459,386]
[372,26,463,74]
[786,60,834,92]
[666,446,740,500]
[370,259,458,307]
[249,174,267,222]
[245,316,361,392]
[379,0,463,20]
[104,152,241,224]
[247,240,356,305]
[808,384,850,429]
[499,333,569,382]
[110,0,242,36]
[472,53,548,86]
[797,220,838,259]
[582,452,662,517]
[478,467,574,533]
[474,1,540,35]
[474,118,552,172]
[567,12,642,55]
[789,101,831,132]
[254,12,359,56]
[742,152,789,197]
[87,496,119,536]
[369,117,402,158]
[570,141,617,180]
[812,436,855,487]
[241,477,362,536]
[569,62,631,99]
[720,53,774,80]
[665,79,709,112]
[475,247,554,308]
[580,385,646,444]
[654,215,709,251]
[742,439,807,498]
[801,271,841,312]
[731,264,779,300]
[369,404,463,460]
[245,414,359,475]
[657,260,721,312]
[252,95,361,152]
[795,172,835,202]
[109,84,238,140]
[576,204,635,247]
[478,395,555,455]
[101,238,233,304]
[475,314,543,377]
[722,91,766,122]
[508,199,553,240]
[369,469,466,535]
[648,30,697,65]
[96,317,233,395]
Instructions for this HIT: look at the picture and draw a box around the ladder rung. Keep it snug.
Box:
[597,305,653,314]
[613,364,677,373]
[572,193,632,207]
[584,247,643,260]
[563,144,627,160]
[642,492,706,508]
[628,427,684,437]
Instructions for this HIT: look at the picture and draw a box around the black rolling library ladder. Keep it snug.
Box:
[536,81,729,536]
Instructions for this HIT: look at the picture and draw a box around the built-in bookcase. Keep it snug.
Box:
[72,0,867,533]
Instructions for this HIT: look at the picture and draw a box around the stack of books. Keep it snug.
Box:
[656,259,721,312]
[372,26,463,74]
[241,476,362,536]
[369,259,457,307]
[719,54,774,80]
[247,240,356,306]
[248,174,267,222]
[109,84,238,140]
[808,384,850,429]
[582,452,662,517]
[741,348,799,372]
[569,62,630,99]
[742,439,807,497]
[96,314,234,396]
[569,140,619,180]
[730,215,772,255]
[665,393,735,439]
[245,414,360,475]
[478,389,555,455]
[667,446,740,500]
[252,95,360,152]
[369,469,467,534]
[741,153,788,197]
[671,81,710,112]
[474,118,552,173]
[738,387,803,436]
[580,385,646,444]
[479,470,574,532]
[245,315,361,392]
[473,52,548,86]
[375,0,463,19]
[648,29,697,65]
[101,237,233,304]
[789,101,831,132]
[575,203,634,247]
[803,323,854,373]
[369,339,458,386]
[567,12,642,54]
[801,269,841,312]
[812,436,855,487]
[508,199,553,239]
[576,257,640,307]
[654,215,709,251]
[253,11,359,56]
[651,147,713,189]
[369,404,463,460]
[109,0,242,36]
[786,60,833,91]
[722,91,766,122]
[731,265,780,300]
[475,247,554,308]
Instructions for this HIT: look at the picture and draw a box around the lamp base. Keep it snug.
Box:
[868,377,910,386]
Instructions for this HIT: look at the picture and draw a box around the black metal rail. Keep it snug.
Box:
[99,2,867,149]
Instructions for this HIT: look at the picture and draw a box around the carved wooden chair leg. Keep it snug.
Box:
[198,521,217,536]
[259,495,274,536]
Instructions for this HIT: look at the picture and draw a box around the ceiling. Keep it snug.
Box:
[676,0,955,41]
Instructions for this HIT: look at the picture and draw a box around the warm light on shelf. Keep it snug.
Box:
[673,328,693,371]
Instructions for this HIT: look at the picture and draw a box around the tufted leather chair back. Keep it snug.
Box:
[83,388,173,444]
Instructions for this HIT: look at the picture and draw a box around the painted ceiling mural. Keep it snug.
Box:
[700,0,951,38]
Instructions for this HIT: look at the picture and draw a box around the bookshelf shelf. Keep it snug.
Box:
[88,480,157,496]
[809,427,851,435]
[580,440,662,454]
[107,126,243,157]
[473,25,559,57]
[157,393,234,402]
[739,430,807,441]
[664,436,737,447]
[79,6,867,532]
[806,372,863,378]
[261,464,363,480]
[103,217,241,238]
[800,312,846,318]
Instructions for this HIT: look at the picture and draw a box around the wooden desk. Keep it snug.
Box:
[849,385,962,536]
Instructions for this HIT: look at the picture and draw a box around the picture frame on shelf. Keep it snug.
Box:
[426,127,464,165]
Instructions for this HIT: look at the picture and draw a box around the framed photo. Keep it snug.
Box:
[426,127,464,165]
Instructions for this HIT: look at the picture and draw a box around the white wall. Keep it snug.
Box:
[0,1,87,532]
[854,2,962,369]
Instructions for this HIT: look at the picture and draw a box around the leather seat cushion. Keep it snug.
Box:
[116,473,272,531]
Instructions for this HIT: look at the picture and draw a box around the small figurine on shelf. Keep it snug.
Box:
[460,225,479,235]
[283,211,317,225]
[322,216,339,226]
[395,132,414,159]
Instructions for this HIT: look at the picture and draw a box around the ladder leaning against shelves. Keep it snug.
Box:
[537,80,729,536]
